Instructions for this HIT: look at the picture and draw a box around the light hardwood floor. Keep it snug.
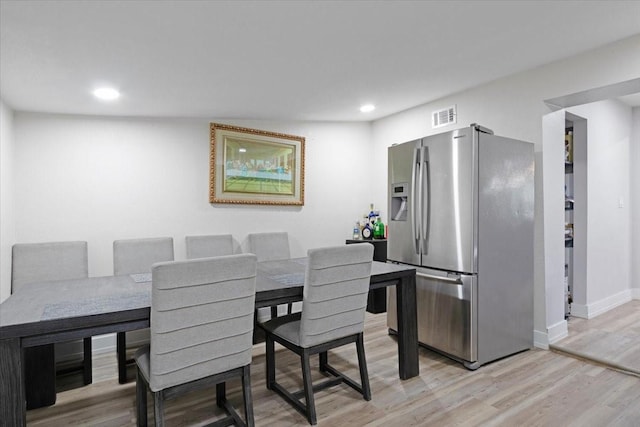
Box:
[28,312,640,426]
[551,300,640,376]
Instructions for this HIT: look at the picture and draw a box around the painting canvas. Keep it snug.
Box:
[210,123,305,205]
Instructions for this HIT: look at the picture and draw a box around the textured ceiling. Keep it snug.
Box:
[1,0,639,121]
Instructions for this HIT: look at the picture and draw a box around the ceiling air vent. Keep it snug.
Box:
[432,105,457,128]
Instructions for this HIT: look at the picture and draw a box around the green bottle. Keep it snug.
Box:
[373,217,385,239]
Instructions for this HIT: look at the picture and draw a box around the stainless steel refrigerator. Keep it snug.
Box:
[387,124,534,369]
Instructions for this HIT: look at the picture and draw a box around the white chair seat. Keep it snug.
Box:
[260,313,302,345]
[185,234,234,259]
[113,236,174,384]
[12,241,93,408]
[258,244,374,425]
[247,232,294,322]
[134,254,257,426]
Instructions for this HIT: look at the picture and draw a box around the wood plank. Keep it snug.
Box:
[25,312,640,426]
[551,300,640,375]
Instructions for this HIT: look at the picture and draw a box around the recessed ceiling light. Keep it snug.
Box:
[93,87,120,101]
[360,104,375,113]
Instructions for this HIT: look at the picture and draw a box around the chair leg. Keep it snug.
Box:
[252,309,266,344]
[301,349,317,425]
[117,332,127,384]
[356,333,371,401]
[242,365,255,427]
[216,381,226,408]
[153,390,165,427]
[136,368,147,427]
[266,335,275,390]
[319,351,328,374]
[83,337,93,385]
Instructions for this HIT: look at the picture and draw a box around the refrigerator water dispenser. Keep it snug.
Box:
[390,182,408,221]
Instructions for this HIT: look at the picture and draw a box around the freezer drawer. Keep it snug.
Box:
[388,269,477,363]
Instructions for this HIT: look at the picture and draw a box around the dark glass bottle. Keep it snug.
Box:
[362,223,373,240]
[373,217,385,239]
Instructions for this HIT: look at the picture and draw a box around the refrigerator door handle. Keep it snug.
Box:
[411,146,421,254]
[416,271,460,283]
[422,146,430,255]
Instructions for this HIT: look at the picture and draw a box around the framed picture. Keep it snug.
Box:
[210,123,305,205]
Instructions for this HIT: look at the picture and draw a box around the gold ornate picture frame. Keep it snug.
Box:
[210,123,305,205]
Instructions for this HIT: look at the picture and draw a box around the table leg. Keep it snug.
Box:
[0,337,25,426]
[395,273,419,379]
[25,344,56,409]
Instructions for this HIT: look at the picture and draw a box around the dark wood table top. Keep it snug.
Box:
[0,259,415,340]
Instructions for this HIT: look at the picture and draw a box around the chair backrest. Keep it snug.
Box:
[113,237,174,275]
[299,244,374,348]
[11,241,89,293]
[185,234,234,259]
[148,254,257,391]
[247,232,290,262]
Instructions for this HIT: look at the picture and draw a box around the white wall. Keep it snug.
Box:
[371,34,640,347]
[541,109,568,342]
[3,34,640,351]
[632,107,640,297]
[11,114,373,280]
[0,99,15,303]
[567,100,632,316]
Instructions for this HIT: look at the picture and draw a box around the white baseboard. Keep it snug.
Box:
[533,319,568,350]
[92,333,118,355]
[571,289,632,320]
[569,303,588,319]
[533,329,550,350]
[51,289,639,363]
[56,334,115,362]
[56,331,149,362]
[547,319,568,345]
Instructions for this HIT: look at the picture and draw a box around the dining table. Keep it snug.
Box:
[0,258,417,426]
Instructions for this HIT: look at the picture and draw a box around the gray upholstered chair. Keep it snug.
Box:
[258,244,374,425]
[11,241,92,408]
[134,254,257,427]
[185,234,234,259]
[113,237,174,384]
[247,231,293,318]
[247,231,290,262]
